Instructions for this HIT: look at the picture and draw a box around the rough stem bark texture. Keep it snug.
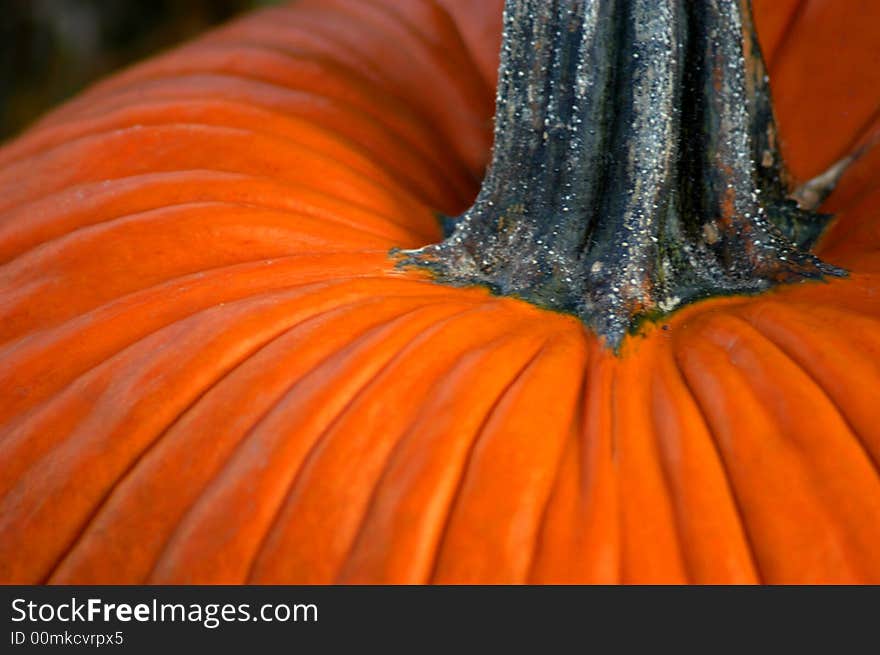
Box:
[398,0,843,347]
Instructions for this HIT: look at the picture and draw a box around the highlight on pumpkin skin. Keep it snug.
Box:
[0,0,878,585]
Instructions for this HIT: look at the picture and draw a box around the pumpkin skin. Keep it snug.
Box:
[0,0,878,584]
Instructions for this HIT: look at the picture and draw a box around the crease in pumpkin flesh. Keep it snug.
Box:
[396,0,847,350]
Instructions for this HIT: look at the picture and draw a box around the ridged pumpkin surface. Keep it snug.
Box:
[0,0,878,584]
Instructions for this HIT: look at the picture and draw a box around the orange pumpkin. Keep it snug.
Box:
[0,0,878,584]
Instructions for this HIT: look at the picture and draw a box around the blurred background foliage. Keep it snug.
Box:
[0,0,283,140]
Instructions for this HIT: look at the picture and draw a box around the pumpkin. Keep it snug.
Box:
[0,0,878,585]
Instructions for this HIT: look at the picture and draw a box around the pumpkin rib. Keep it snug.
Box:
[0,171,437,265]
[0,255,399,349]
[788,276,880,318]
[725,312,878,475]
[30,32,438,135]
[0,195,414,267]
[607,369,623,582]
[51,41,424,121]
[735,302,880,469]
[0,278,464,438]
[614,342,690,583]
[525,434,582,583]
[0,178,430,270]
[425,343,549,584]
[651,341,761,583]
[744,298,880,344]
[248,304,541,584]
[32,33,488,191]
[525,348,600,583]
[0,282,443,492]
[1,289,428,582]
[0,124,433,224]
[0,163,435,256]
[527,351,621,583]
[336,333,550,584]
[6,80,474,208]
[0,201,416,277]
[0,99,470,211]
[523,356,591,584]
[5,288,482,584]
[269,310,533,584]
[0,276,459,433]
[357,0,493,118]
[345,0,491,104]
[737,279,880,324]
[0,207,406,344]
[426,0,500,93]
[48,296,478,584]
[150,302,506,584]
[267,1,490,175]
[47,304,433,583]
[588,353,623,583]
[709,315,880,581]
[392,0,495,102]
[434,0,504,92]
[668,347,764,583]
[429,330,587,583]
[0,201,402,274]
[675,313,880,582]
[103,41,481,203]
[783,291,880,326]
[209,2,492,155]
[0,197,398,267]
[248,304,552,584]
[25,73,474,209]
[42,296,422,583]
[645,365,699,585]
[673,326,828,583]
[644,357,698,584]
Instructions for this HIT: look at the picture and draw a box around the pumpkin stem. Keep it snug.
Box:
[396,0,845,348]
